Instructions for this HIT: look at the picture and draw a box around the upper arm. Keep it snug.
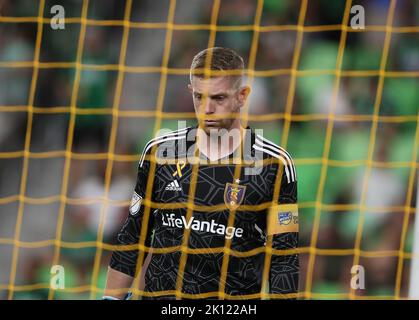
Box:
[109,148,155,276]
[266,154,298,239]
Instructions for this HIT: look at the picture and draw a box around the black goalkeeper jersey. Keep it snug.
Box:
[109,125,299,299]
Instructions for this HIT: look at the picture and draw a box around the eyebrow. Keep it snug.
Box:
[194,92,228,98]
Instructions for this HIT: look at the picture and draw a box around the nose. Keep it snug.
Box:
[204,97,215,114]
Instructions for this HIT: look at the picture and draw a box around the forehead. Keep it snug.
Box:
[190,76,235,94]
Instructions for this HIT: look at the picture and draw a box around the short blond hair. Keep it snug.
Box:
[190,47,244,86]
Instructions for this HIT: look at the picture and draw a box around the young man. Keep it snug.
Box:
[104,47,299,299]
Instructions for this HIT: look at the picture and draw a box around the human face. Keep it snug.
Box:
[188,76,250,134]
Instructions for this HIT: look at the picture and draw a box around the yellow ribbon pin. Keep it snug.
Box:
[172,161,186,178]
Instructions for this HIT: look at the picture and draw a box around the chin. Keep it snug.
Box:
[198,122,215,131]
[203,126,220,135]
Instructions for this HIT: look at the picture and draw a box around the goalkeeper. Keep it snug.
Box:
[104,47,299,299]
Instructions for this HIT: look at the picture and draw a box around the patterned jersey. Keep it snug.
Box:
[109,125,299,299]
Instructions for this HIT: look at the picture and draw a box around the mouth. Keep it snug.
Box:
[204,120,220,126]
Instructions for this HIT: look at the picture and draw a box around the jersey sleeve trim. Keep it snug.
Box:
[254,134,296,183]
[139,128,189,167]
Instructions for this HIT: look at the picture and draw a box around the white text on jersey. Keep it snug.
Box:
[161,213,243,240]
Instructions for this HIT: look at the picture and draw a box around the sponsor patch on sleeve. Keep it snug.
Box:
[129,191,142,216]
[267,204,298,235]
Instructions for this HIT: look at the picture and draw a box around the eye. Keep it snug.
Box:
[194,94,202,100]
[214,95,225,102]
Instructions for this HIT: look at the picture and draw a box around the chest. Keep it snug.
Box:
[153,163,274,207]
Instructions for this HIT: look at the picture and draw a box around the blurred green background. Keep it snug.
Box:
[0,0,417,300]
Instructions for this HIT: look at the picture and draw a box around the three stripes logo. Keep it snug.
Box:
[165,179,182,192]
[166,160,185,192]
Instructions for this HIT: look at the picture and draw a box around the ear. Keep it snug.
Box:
[237,85,251,106]
[188,83,193,93]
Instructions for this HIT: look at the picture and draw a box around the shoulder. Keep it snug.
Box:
[252,133,297,183]
[139,127,190,167]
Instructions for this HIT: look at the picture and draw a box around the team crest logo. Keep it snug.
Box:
[129,192,142,216]
[224,182,246,210]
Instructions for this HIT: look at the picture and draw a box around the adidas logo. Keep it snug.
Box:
[165,179,182,192]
